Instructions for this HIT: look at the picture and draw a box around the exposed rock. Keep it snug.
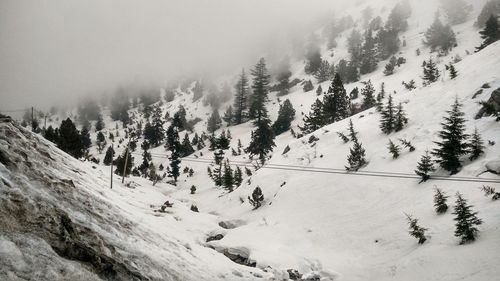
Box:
[472,89,483,99]
[206,234,224,242]
[287,269,303,280]
[220,247,256,268]
[308,135,319,144]
[218,219,246,229]
[476,87,500,119]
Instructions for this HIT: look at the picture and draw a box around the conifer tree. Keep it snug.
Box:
[248,186,264,209]
[394,102,408,132]
[359,28,378,75]
[453,193,482,244]
[114,148,134,177]
[388,139,401,159]
[468,128,485,161]
[380,94,396,134]
[432,99,470,174]
[58,118,85,158]
[248,58,271,121]
[434,188,449,214]
[323,73,350,124]
[347,119,358,141]
[475,1,500,28]
[405,214,428,244]
[95,113,105,132]
[103,145,115,166]
[207,109,222,133]
[223,106,234,125]
[234,166,243,187]
[385,1,411,32]
[415,150,435,183]
[361,80,376,110]
[316,85,323,96]
[222,160,234,191]
[96,131,106,153]
[399,138,415,152]
[476,14,500,51]
[139,141,151,176]
[233,69,249,125]
[144,105,165,147]
[80,126,91,153]
[272,99,296,135]
[190,185,196,194]
[424,17,457,54]
[246,118,276,164]
[346,120,367,171]
[300,99,324,134]
[448,63,458,79]
[337,132,350,143]
[168,147,181,184]
[181,133,195,157]
[422,58,440,86]
[314,60,333,83]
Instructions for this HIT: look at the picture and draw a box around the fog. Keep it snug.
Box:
[0,0,358,110]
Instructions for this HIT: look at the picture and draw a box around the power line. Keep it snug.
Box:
[129,151,500,184]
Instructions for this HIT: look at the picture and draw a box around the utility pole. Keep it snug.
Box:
[110,143,114,189]
[121,135,131,184]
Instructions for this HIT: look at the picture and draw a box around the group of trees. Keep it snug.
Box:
[424,16,457,55]
[44,118,91,159]
[379,95,408,134]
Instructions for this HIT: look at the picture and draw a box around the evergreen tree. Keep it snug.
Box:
[314,60,333,83]
[415,150,435,183]
[95,113,105,132]
[377,28,400,60]
[432,99,470,174]
[347,119,358,141]
[376,82,386,111]
[246,118,276,164]
[394,102,408,132]
[44,125,59,144]
[384,56,397,76]
[322,73,350,124]
[316,85,323,96]
[380,94,396,134]
[424,17,457,54]
[346,120,367,171]
[359,28,378,75]
[385,1,411,32]
[347,29,363,63]
[223,106,234,125]
[248,58,271,121]
[248,186,264,209]
[58,118,85,158]
[181,133,195,157]
[399,138,415,152]
[405,214,428,244]
[103,145,115,166]
[234,166,243,187]
[304,35,322,74]
[222,160,234,191]
[448,63,458,79]
[422,58,440,86]
[468,128,485,161]
[300,99,323,134]
[476,14,500,51]
[303,80,314,92]
[139,141,151,175]
[434,188,449,214]
[387,139,401,159]
[114,148,134,177]
[276,56,292,96]
[272,99,296,135]
[361,80,376,110]
[144,105,165,147]
[233,69,249,125]
[192,80,204,102]
[453,193,482,244]
[190,185,196,194]
[172,106,189,131]
[207,109,222,133]
[80,126,91,152]
[168,145,181,184]
[475,0,500,28]
[96,131,106,153]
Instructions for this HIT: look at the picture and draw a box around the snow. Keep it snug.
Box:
[2,0,500,280]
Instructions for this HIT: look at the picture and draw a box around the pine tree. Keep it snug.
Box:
[361,80,376,110]
[415,150,435,183]
[103,145,115,166]
[192,80,204,102]
[422,58,440,86]
[234,166,243,187]
[96,131,106,153]
[190,185,196,194]
[387,139,401,159]
[424,17,457,55]
[405,214,428,244]
[399,138,415,152]
[58,118,85,158]
[385,1,411,32]
[380,94,396,134]
[248,58,271,121]
[376,83,386,111]
[434,188,449,214]
[476,14,500,51]
[453,193,482,244]
[347,119,358,141]
[246,118,276,164]
[223,106,234,125]
[394,102,408,132]
[95,113,105,132]
[359,28,378,75]
[139,141,151,175]
[337,132,350,143]
[248,186,264,209]
[468,128,485,161]
[233,69,249,125]
[143,105,165,147]
[222,160,234,191]
[180,133,195,157]
[272,99,296,135]
[207,109,222,133]
[322,73,350,124]
[346,120,367,171]
[168,148,181,184]
[114,148,134,177]
[80,126,91,153]
[475,1,500,28]
[449,63,458,79]
[314,60,333,83]
[432,99,470,174]
[300,99,324,134]
[384,56,397,76]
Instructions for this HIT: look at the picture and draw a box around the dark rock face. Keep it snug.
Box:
[206,234,224,242]
[476,87,500,119]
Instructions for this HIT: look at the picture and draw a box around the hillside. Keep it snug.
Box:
[2,0,500,280]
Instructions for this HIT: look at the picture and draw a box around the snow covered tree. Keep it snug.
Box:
[223,106,233,126]
[207,109,222,133]
[303,80,314,92]
[380,94,396,134]
[103,145,115,166]
[468,128,485,161]
[387,139,401,159]
[95,113,105,132]
[347,29,363,63]
[440,0,471,25]
[434,188,449,214]
[96,131,106,153]
[415,150,435,183]
[272,99,295,135]
[453,193,482,244]
[222,160,234,191]
[394,102,409,132]
[234,166,243,187]
[361,80,376,110]
[233,69,249,125]
[314,60,333,83]
[384,56,397,76]
[405,214,428,244]
[432,99,470,174]
[190,185,196,194]
[476,14,500,52]
[346,120,367,171]
[424,17,457,54]
[422,58,440,86]
[246,118,276,164]
[248,186,264,209]
[323,73,350,124]
[377,28,400,60]
[248,58,271,121]
[359,28,378,75]
[300,99,323,134]
[168,147,181,184]
[399,138,415,152]
[304,35,322,75]
[448,63,458,79]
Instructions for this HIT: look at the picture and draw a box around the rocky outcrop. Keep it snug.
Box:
[476,87,500,119]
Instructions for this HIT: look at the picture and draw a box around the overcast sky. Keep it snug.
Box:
[0,0,351,110]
